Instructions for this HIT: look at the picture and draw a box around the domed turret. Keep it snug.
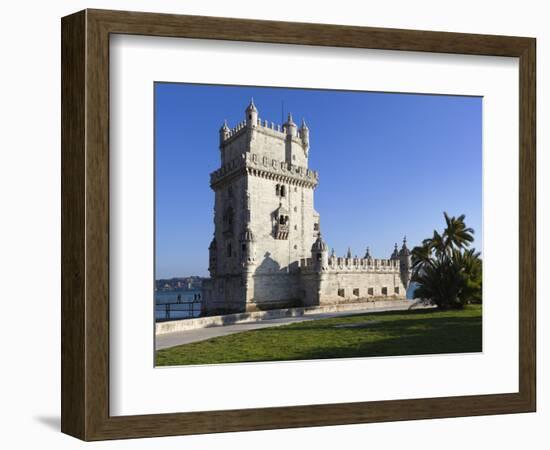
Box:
[311,234,329,271]
[219,120,230,144]
[398,236,412,287]
[391,243,399,260]
[399,236,411,256]
[241,227,255,242]
[311,234,328,252]
[245,98,258,127]
[300,118,310,151]
[284,112,297,137]
[240,226,256,266]
[208,237,217,276]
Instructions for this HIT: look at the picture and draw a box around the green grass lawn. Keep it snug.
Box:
[156,305,482,366]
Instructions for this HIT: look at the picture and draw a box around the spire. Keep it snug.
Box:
[364,247,372,259]
[246,97,257,112]
[287,112,295,125]
[220,119,229,131]
[331,248,335,257]
[399,235,410,256]
[301,118,308,129]
[346,247,352,258]
[284,112,297,137]
[391,242,399,259]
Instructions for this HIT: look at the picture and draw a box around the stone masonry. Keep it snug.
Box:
[202,100,411,315]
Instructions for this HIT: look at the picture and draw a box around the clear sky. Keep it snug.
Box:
[155,83,482,279]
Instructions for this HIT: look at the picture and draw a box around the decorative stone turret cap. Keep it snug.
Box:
[246,98,258,113]
[364,247,372,259]
[240,226,255,242]
[220,120,229,131]
[391,243,399,259]
[399,236,411,256]
[346,247,352,258]
[285,112,296,126]
[330,248,336,257]
[311,234,328,252]
[301,118,309,130]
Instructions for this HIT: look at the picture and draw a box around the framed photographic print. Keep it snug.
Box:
[61,9,536,441]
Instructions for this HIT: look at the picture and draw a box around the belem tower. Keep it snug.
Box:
[202,100,411,315]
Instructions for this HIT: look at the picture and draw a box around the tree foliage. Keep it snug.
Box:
[411,212,482,309]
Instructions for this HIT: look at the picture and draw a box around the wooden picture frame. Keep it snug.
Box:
[61,9,536,441]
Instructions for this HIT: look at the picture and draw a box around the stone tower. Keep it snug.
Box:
[202,100,320,314]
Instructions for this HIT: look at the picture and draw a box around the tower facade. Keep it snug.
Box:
[202,101,410,315]
[202,100,320,314]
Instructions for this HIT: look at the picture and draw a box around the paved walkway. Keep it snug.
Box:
[155,305,414,350]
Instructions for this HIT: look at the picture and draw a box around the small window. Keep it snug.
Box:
[275,184,280,196]
[314,223,320,231]
[280,185,286,197]
[368,287,374,296]
[353,288,360,297]
[338,289,345,298]
[227,243,232,257]
[382,287,388,296]
[294,245,298,250]
[242,244,246,252]
[394,287,400,294]
[249,114,252,120]
[294,225,298,230]
[294,206,297,212]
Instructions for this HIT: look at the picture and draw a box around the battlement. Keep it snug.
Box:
[210,152,319,189]
[221,117,308,146]
[300,255,401,273]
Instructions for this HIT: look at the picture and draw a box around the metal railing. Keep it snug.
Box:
[155,299,202,322]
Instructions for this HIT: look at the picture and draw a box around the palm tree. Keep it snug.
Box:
[443,212,474,251]
[411,243,432,275]
[411,213,481,309]
[422,230,446,255]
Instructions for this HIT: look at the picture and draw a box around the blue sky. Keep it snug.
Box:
[155,83,482,279]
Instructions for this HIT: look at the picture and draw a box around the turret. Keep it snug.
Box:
[284,112,297,137]
[219,120,230,145]
[390,243,399,260]
[300,119,310,152]
[398,236,412,286]
[364,246,372,259]
[240,226,256,266]
[208,237,217,276]
[311,234,328,271]
[245,98,258,127]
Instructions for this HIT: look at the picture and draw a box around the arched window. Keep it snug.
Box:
[227,242,232,257]
[280,185,286,197]
[275,184,280,196]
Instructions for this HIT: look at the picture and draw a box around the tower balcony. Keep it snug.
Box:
[274,222,289,240]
